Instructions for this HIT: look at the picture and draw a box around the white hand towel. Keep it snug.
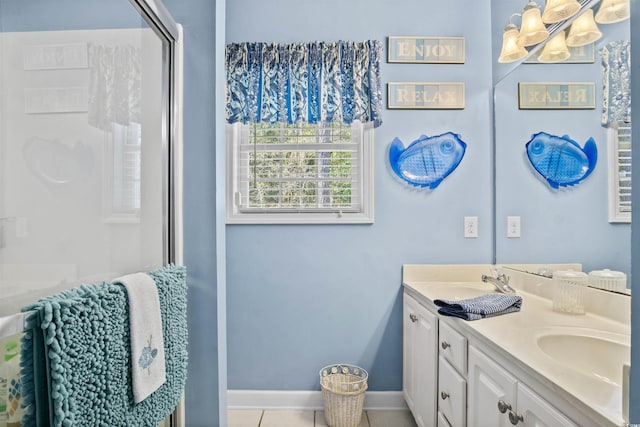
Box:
[114,272,167,403]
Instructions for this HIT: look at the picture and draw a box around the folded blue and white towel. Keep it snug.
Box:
[113,272,167,404]
[434,293,522,321]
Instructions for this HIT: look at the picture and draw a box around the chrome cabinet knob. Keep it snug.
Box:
[508,410,524,425]
[440,391,450,400]
[497,400,511,414]
[441,341,450,349]
[409,313,418,323]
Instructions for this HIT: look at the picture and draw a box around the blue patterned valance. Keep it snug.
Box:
[600,40,631,127]
[225,40,383,127]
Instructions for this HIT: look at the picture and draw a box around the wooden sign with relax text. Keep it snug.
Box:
[518,82,595,109]
[388,82,465,109]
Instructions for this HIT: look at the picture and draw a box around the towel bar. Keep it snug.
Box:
[0,311,36,339]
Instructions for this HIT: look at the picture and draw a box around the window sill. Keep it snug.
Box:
[226,211,374,225]
[103,216,141,225]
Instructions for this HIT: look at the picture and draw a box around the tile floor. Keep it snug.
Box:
[228,409,418,427]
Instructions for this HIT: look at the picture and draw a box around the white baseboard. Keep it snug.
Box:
[227,390,407,411]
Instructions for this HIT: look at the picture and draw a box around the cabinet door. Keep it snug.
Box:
[468,346,517,427]
[403,292,438,427]
[438,357,466,427]
[516,383,577,427]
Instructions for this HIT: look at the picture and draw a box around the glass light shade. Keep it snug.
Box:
[541,0,581,23]
[595,0,630,23]
[518,4,550,46]
[538,31,571,62]
[566,9,602,47]
[498,25,529,63]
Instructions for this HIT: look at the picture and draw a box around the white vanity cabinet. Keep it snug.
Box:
[515,382,578,427]
[403,289,581,427]
[403,292,438,427]
[468,346,577,427]
[467,345,516,427]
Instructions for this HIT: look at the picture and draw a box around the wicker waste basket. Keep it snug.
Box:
[319,364,368,427]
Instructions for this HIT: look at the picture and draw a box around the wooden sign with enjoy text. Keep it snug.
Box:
[388,36,465,63]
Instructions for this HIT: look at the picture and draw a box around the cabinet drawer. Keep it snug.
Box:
[438,356,466,427]
[439,321,467,375]
[438,411,452,427]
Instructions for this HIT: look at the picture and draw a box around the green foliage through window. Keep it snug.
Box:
[243,122,357,210]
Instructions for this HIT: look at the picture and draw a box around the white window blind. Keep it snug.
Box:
[113,123,142,212]
[103,122,142,223]
[227,121,374,224]
[608,121,631,223]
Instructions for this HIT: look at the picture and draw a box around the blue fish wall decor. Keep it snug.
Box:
[389,132,467,189]
[525,132,597,189]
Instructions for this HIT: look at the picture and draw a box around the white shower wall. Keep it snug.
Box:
[0,28,165,316]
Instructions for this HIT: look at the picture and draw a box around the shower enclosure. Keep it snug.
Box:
[0,0,183,425]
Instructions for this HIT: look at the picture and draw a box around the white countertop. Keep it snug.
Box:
[402,264,630,427]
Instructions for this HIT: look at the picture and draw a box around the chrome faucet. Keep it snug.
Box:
[482,272,516,294]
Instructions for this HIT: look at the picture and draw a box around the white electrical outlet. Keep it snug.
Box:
[464,216,478,238]
[507,216,521,238]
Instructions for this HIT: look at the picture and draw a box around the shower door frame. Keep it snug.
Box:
[127,1,184,425]
[129,0,183,267]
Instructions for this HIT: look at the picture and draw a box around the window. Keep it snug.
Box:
[103,122,142,223]
[226,121,374,224]
[608,121,631,223]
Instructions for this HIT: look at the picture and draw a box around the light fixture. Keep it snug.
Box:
[498,18,529,63]
[595,0,630,23]
[566,9,602,47]
[541,0,581,24]
[538,31,571,62]
[518,1,550,46]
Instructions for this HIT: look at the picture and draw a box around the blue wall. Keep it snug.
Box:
[225,0,494,391]
[0,0,142,31]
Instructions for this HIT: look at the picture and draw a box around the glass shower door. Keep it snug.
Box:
[0,1,171,316]
[0,0,181,425]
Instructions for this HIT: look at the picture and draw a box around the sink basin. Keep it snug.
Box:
[536,327,630,386]
[429,283,496,300]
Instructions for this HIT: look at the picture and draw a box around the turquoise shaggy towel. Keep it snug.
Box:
[20,265,188,427]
